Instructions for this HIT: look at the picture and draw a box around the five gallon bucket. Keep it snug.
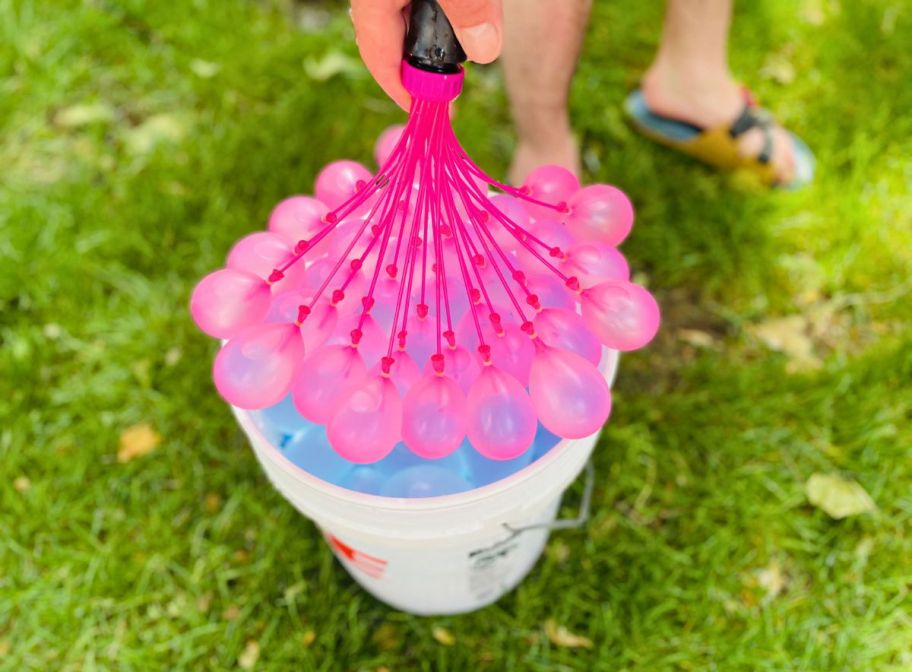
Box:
[232,350,619,615]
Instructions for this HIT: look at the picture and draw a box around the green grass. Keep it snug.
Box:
[2,0,911,669]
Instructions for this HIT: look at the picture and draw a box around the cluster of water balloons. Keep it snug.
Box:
[190,120,660,465]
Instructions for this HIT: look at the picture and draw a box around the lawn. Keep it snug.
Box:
[1,0,911,670]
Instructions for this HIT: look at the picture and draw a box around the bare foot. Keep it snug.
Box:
[508,134,581,186]
[641,65,797,184]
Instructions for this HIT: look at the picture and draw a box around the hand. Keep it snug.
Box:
[350,0,503,109]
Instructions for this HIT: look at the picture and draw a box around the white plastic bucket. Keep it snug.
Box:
[231,350,619,615]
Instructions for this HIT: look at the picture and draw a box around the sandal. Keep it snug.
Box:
[624,88,814,189]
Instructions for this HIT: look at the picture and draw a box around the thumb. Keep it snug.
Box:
[436,0,503,64]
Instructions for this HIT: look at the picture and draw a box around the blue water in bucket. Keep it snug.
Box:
[252,395,562,498]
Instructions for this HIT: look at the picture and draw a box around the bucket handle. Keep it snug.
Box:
[501,460,595,536]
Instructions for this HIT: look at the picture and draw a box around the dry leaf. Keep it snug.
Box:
[205,493,222,514]
[196,593,213,614]
[302,630,316,647]
[238,640,260,670]
[117,423,161,463]
[432,626,455,646]
[54,103,115,128]
[223,605,241,620]
[371,623,401,652]
[749,315,820,370]
[14,476,30,492]
[756,560,786,600]
[304,51,364,81]
[760,54,796,85]
[544,619,593,649]
[190,59,220,78]
[806,473,876,519]
[678,329,716,348]
[123,114,187,155]
[0,640,9,657]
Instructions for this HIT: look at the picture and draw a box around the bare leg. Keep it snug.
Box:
[643,0,796,182]
[502,0,591,184]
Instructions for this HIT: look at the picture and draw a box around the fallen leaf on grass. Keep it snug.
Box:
[371,623,402,652]
[304,51,364,81]
[806,473,876,519]
[749,315,820,371]
[117,423,161,463]
[238,640,260,670]
[544,619,593,649]
[678,328,716,348]
[123,114,187,155]
[14,476,30,492]
[54,103,115,128]
[302,630,316,647]
[190,59,220,78]
[432,626,455,646]
[756,560,787,600]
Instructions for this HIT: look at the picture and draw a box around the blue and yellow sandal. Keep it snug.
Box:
[625,89,814,189]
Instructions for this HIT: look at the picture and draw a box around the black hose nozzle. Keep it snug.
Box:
[403,0,467,73]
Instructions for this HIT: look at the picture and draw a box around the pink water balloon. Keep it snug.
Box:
[267,196,328,249]
[300,299,339,354]
[190,268,271,339]
[581,280,661,351]
[291,344,367,423]
[516,219,575,273]
[529,344,611,438]
[375,350,421,393]
[328,375,402,463]
[374,124,405,167]
[565,184,634,246]
[488,323,535,386]
[525,273,576,312]
[534,307,601,365]
[426,344,481,392]
[563,242,630,287]
[213,323,304,409]
[266,289,309,324]
[487,194,529,251]
[315,160,373,211]
[226,231,305,292]
[402,373,467,459]
[466,366,537,460]
[522,165,580,221]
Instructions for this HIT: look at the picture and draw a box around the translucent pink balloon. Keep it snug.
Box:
[516,219,574,273]
[565,184,634,246]
[330,219,373,261]
[374,124,405,167]
[488,323,534,386]
[226,231,305,292]
[466,366,537,460]
[349,314,387,368]
[291,345,368,423]
[436,345,481,392]
[266,289,308,324]
[529,345,611,438]
[315,160,373,211]
[581,280,661,351]
[534,307,601,365]
[213,323,304,409]
[300,299,339,354]
[375,350,421,394]
[267,196,328,248]
[190,268,271,339]
[563,242,630,287]
[328,375,402,463]
[405,313,436,367]
[521,165,581,221]
[402,374,467,459]
[487,194,529,251]
[525,273,576,312]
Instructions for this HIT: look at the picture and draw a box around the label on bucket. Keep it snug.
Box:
[467,534,521,602]
[326,534,388,579]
